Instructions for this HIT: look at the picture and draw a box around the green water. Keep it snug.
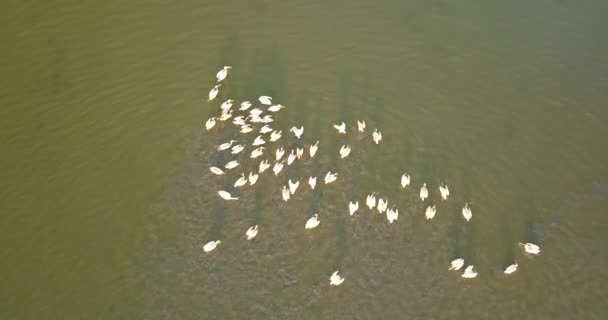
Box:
[1,0,607,319]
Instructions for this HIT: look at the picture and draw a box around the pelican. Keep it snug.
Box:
[239,101,252,111]
[249,108,263,117]
[208,84,221,101]
[225,160,239,170]
[258,160,270,173]
[333,122,346,134]
[387,207,398,223]
[273,161,284,176]
[231,144,245,154]
[287,150,296,165]
[329,270,345,286]
[449,258,464,271]
[377,198,388,213]
[218,190,238,200]
[288,179,299,194]
[245,225,258,240]
[461,265,477,279]
[203,240,221,253]
[220,99,234,113]
[308,176,317,189]
[339,145,351,159]
[290,126,304,139]
[219,110,233,121]
[309,141,319,158]
[232,115,246,126]
[205,117,217,131]
[400,174,410,188]
[366,193,377,210]
[260,125,273,134]
[504,262,518,274]
[248,172,259,185]
[269,130,282,142]
[240,124,253,133]
[234,174,247,188]
[425,205,436,220]
[439,184,450,200]
[250,147,264,159]
[305,214,320,229]
[275,147,285,161]
[216,66,232,82]
[349,201,359,216]
[252,135,266,146]
[296,147,304,159]
[372,129,382,144]
[519,242,541,255]
[250,114,263,123]
[324,171,338,184]
[357,120,366,132]
[209,166,225,175]
[462,203,472,222]
[281,185,290,201]
[259,96,272,105]
[268,104,285,112]
[420,183,428,201]
[262,115,274,123]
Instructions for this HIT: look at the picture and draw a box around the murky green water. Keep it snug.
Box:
[1,1,607,319]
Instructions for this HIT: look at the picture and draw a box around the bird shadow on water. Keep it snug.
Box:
[447,150,476,261]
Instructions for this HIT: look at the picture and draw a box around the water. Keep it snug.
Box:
[1,0,607,319]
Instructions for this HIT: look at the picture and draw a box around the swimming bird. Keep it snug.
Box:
[208,84,221,101]
[267,104,285,112]
[288,179,299,194]
[339,145,351,159]
[387,207,399,223]
[329,270,345,286]
[349,201,359,216]
[262,115,274,123]
[372,129,382,144]
[252,135,266,146]
[249,108,263,117]
[449,258,464,271]
[203,240,221,253]
[357,120,366,132]
[248,172,259,185]
[504,262,518,274]
[231,144,245,155]
[287,150,296,165]
[420,183,428,201]
[225,160,239,170]
[259,96,272,105]
[258,160,271,173]
[425,205,436,220]
[234,174,248,188]
[270,130,282,142]
[324,171,338,184]
[273,162,284,176]
[333,122,346,134]
[308,176,317,189]
[240,124,253,133]
[281,186,290,201]
[290,126,304,139]
[400,174,410,188]
[462,203,472,222]
[209,166,225,175]
[275,147,285,161]
[309,141,319,158]
[260,125,273,134]
[519,242,541,255]
[250,114,263,123]
[245,225,258,240]
[232,115,246,126]
[219,110,233,121]
[216,66,232,82]
[461,265,477,279]
[377,198,388,213]
[366,193,377,210]
[205,117,217,131]
[239,101,252,111]
[250,147,264,158]
[305,214,320,229]
[218,190,238,200]
[296,147,304,159]
[220,99,234,113]
[439,184,450,200]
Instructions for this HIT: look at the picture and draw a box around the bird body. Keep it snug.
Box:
[270,130,282,142]
[425,205,436,220]
[372,129,382,144]
[234,174,247,188]
[305,214,320,229]
[287,150,296,165]
[219,110,233,121]
[239,101,252,111]
[203,240,221,252]
[220,99,234,113]
[309,141,319,158]
[290,126,304,139]
[366,194,377,210]
[231,144,245,154]
[462,203,472,222]
[209,166,225,175]
[281,186,290,201]
[245,225,258,240]
[267,104,285,112]
[216,66,232,82]
[248,172,259,185]
[377,198,388,214]
[240,124,253,133]
[349,201,359,216]
[288,179,299,194]
[520,242,541,255]
[439,184,450,200]
[218,190,238,200]
[258,160,270,173]
[205,117,217,131]
[208,84,221,101]
[462,265,477,278]
[339,145,351,158]
[275,147,285,161]
[260,125,273,134]
[259,96,272,105]
[449,258,464,271]
[333,122,346,134]
[225,160,239,170]
[329,270,345,286]
[308,176,317,189]
[387,207,398,223]
[324,171,338,184]
[504,262,518,274]
[401,174,410,188]
[273,162,284,176]
[252,135,266,146]
[250,147,264,158]
[296,147,304,159]
[420,183,428,201]
[357,120,366,132]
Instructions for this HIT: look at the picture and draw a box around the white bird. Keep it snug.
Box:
[377,198,388,213]
[248,172,259,185]
[425,205,436,220]
[268,104,285,112]
[205,117,217,131]
[324,171,338,184]
[220,99,234,113]
[400,174,410,188]
[309,141,319,158]
[288,179,299,194]
[225,160,239,170]
[240,124,253,133]
[260,125,273,134]
[250,147,264,159]
[270,130,282,142]
[449,258,465,271]
[273,162,284,176]
[461,265,478,279]
[287,150,296,165]
[329,270,345,286]
[208,84,221,101]
[439,184,450,200]
[387,207,399,223]
[305,214,320,229]
[216,66,232,82]
[209,166,225,175]
[245,225,258,240]
[249,108,263,117]
[275,147,285,161]
[203,240,221,253]
[281,185,290,201]
[296,147,304,159]
[420,183,428,201]
[504,262,518,275]
[259,96,272,105]
[462,203,472,222]
[234,174,247,188]
[349,201,359,216]
[250,114,263,123]
[339,145,351,159]
[366,193,377,210]
[519,242,541,255]
[258,160,271,173]
[232,115,246,126]
[218,190,238,200]
[333,122,346,134]
[357,120,366,132]
[252,135,266,146]
[290,126,304,139]
[261,115,274,124]
[231,144,245,154]
[372,128,382,144]
[239,101,252,111]
[308,176,317,189]
[219,110,233,121]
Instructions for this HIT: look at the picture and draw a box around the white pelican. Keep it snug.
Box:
[308,176,317,189]
[296,147,304,159]
[261,115,274,124]
[232,115,246,126]
[273,161,284,176]
[252,135,266,146]
[309,141,319,158]
[425,205,436,220]
[203,240,221,253]
[449,258,464,271]
[219,110,233,121]
[387,207,399,223]
[439,184,450,200]
[339,145,351,159]
[225,160,239,170]
[250,147,264,158]
[377,198,388,213]
[218,190,238,200]
[209,166,225,175]
[205,117,217,131]
[366,193,377,210]
[400,174,410,188]
[231,144,245,154]
[260,125,273,134]
[208,84,221,101]
[239,101,252,111]
[288,179,299,194]
[275,147,285,161]
[240,124,253,133]
[372,129,382,144]
[250,115,263,123]
[245,225,258,240]
[258,160,271,173]
[259,96,272,105]
[281,186,290,201]
[220,99,233,113]
[249,108,263,117]
[270,130,282,142]
[216,66,232,82]
[287,150,296,165]
[267,104,285,112]
[462,203,472,222]
[349,201,359,216]
[290,126,304,139]
[504,262,518,274]
[329,270,345,286]
[461,265,477,279]
[357,120,366,132]
[324,171,338,184]
[248,172,259,185]
[420,183,428,201]
[333,122,346,134]
[305,214,320,229]
[234,174,247,188]
[519,242,540,255]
